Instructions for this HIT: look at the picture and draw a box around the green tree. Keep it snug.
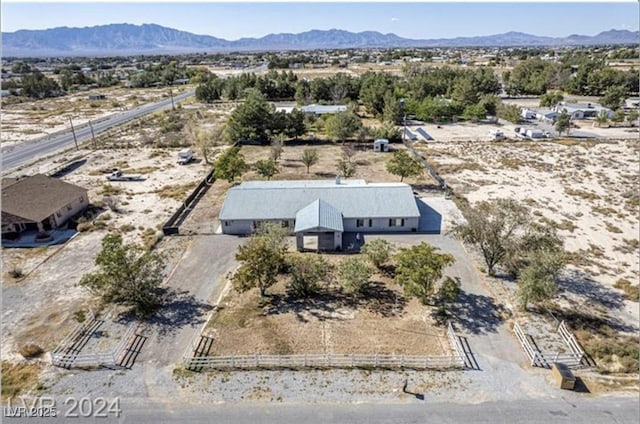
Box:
[462,104,486,122]
[497,103,522,124]
[627,109,639,126]
[386,150,423,182]
[254,159,279,180]
[301,148,319,174]
[502,223,564,279]
[232,224,288,297]
[338,257,372,294]
[80,234,164,317]
[336,158,356,178]
[539,90,564,107]
[225,89,274,144]
[361,239,395,269]
[612,109,625,124]
[555,110,571,136]
[516,250,564,310]
[394,242,455,304]
[595,110,609,128]
[21,70,61,99]
[214,146,248,182]
[382,91,402,124]
[287,254,331,298]
[433,276,461,325]
[599,86,627,110]
[451,199,529,276]
[325,111,363,142]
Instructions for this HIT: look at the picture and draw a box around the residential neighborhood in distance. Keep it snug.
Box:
[1,2,639,423]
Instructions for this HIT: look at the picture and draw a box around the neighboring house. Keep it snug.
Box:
[373,139,389,152]
[219,179,421,251]
[299,104,347,115]
[535,108,560,123]
[1,174,89,237]
[554,102,614,120]
[521,108,537,120]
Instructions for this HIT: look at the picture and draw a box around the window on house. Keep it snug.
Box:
[79,196,84,203]
[282,220,289,228]
[224,221,230,226]
[66,204,73,211]
[368,219,373,227]
[389,218,404,227]
[356,219,365,227]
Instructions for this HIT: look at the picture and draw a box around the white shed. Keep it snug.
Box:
[373,138,389,152]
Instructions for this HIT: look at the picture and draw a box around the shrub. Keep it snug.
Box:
[338,257,372,294]
[9,267,24,278]
[18,343,44,358]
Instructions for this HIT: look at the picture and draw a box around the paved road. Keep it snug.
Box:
[1,89,194,171]
[8,396,639,423]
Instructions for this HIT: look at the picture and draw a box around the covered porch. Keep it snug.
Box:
[294,199,344,252]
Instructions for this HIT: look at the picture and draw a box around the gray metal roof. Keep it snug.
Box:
[220,180,420,221]
[294,199,344,232]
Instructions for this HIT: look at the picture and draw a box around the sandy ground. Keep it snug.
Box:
[1,86,191,147]
[206,269,449,357]
[413,138,639,330]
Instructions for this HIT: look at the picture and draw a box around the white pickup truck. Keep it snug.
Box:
[106,170,143,181]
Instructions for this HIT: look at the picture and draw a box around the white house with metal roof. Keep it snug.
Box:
[553,102,613,120]
[219,179,421,251]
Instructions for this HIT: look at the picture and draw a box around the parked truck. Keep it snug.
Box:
[177,148,194,165]
[106,170,143,181]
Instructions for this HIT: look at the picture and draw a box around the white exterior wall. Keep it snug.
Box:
[222,217,419,235]
[343,217,419,232]
[221,219,295,235]
[52,193,89,227]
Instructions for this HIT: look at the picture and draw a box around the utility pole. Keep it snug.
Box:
[69,117,79,150]
[169,88,175,111]
[88,119,97,149]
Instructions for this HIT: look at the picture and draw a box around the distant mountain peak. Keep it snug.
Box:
[2,23,638,57]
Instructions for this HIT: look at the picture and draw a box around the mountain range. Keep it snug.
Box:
[2,24,638,57]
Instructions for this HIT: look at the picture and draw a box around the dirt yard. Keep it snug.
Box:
[414,138,639,330]
[241,142,438,187]
[205,254,450,356]
[1,85,192,147]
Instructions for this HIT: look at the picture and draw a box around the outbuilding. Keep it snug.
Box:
[373,138,389,152]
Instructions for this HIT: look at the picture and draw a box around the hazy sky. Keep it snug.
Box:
[1,2,638,40]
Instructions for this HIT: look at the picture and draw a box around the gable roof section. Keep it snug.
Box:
[294,199,344,233]
[1,174,88,222]
[220,180,420,221]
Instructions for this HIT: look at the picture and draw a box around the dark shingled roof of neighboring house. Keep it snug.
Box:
[1,174,88,223]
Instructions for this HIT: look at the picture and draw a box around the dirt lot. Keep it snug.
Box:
[1,85,192,146]
[414,138,639,329]
[241,142,437,186]
[205,253,449,356]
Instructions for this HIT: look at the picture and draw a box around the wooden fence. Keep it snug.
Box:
[51,318,138,369]
[513,321,584,369]
[162,167,216,235]
[183,353,463,370]
[183,322,466,371]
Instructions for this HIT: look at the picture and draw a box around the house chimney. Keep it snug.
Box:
[335,175,341,185]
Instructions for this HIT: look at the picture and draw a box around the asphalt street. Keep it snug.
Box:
[6,396,638,424]
[1,89,194,171]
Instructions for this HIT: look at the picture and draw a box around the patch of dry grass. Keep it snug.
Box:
[564,187,601,201]
[1,362,42,399]
[614,278,639,302]
[154,182,198,200]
